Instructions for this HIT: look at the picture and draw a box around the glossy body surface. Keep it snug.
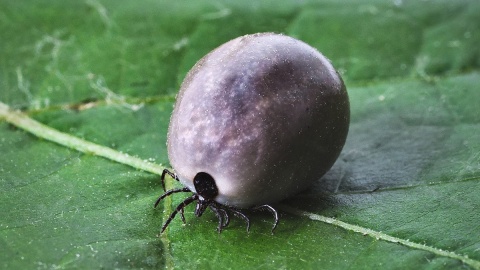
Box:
[167,33,349,209]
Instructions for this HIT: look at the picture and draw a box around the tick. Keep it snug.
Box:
[155,33,349,233]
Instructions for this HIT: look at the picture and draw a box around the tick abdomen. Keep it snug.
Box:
[167,33,349,208]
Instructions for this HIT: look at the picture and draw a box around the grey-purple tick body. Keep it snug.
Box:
[155,33,350,233]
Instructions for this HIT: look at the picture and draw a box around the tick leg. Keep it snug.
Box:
[254,204,279,233]
[211,202,230,229]
[179,207,186,224]
[209,205,225,232]
[161,195,196,233]
[154,187,190,208]
[218,208,230,228]
[229,208,250,232]
[161,169,179,191]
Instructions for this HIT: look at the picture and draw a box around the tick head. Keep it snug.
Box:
[193,172,218,200]
[193,172,218,217]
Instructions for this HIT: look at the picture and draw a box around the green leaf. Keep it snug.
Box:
[1,0,479,269]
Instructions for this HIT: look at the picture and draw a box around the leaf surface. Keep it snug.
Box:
[1,1,479,269]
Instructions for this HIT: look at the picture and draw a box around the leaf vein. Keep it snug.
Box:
[279,205,480,269]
